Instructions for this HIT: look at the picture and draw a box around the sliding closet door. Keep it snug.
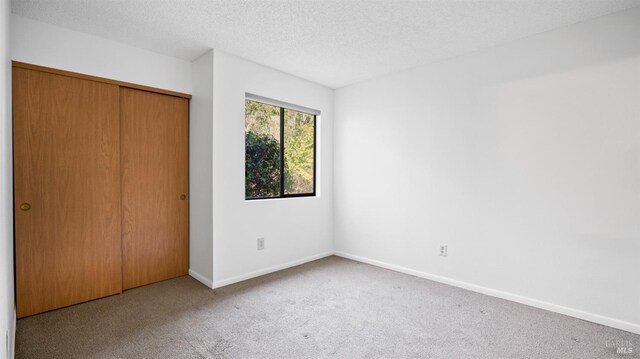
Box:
[13,68,122,318]
[121,88,189,289]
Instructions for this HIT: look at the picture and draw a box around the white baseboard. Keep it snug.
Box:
[212,251,333,289]
[188,269,214,289]
[10,307,15,359]
[333,251,640,335]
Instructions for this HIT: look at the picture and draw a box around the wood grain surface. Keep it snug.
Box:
[120,88,189,290]
[13,67,122,317]
[12,61,191,99]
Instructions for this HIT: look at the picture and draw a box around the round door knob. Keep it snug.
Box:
[20,203,31,211]
[180,194,187,200]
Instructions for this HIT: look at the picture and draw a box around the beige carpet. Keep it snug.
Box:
[16,256,638,358]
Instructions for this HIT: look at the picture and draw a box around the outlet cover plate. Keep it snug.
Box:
[440,245,447,257]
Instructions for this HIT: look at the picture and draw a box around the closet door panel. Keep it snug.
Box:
[121,88,189,289]
[13,68,122,317]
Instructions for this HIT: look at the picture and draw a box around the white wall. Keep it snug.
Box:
[212,50,333,286]
[189,50,214,287]
[11,14,192,94]
[334,7,640,334]
[0,1,14,358]
[9,13,336,292]
[11,0,637,339]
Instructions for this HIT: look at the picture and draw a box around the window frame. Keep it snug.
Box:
[245,100,317,201]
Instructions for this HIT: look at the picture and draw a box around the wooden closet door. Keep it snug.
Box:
[121,88,189,289]
[13,68,122,318]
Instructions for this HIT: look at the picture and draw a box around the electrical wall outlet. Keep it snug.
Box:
[440,245,448,257]
[257,237,265,251]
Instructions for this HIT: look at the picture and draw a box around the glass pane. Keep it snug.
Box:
[245,100,281,198]
[284,109,315,195]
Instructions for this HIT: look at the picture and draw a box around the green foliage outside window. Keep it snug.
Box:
[245,99,315,199]
[284,109,314,195]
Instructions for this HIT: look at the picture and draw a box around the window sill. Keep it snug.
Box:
[245,194,317,202]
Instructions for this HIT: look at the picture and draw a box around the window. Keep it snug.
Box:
[245,98,316,200]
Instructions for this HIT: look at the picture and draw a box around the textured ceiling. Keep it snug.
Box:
[11,0,640,88]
